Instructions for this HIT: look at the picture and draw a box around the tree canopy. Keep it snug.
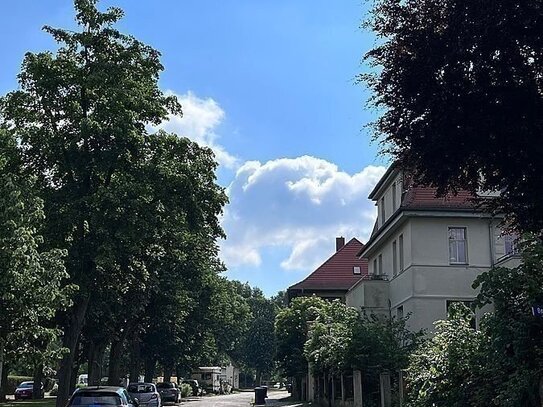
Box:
[364,0,543,232]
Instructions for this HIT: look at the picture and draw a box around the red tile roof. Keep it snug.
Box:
[401,186,476,210]
[288,238,368,291]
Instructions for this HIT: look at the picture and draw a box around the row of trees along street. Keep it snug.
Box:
[0,1,283,405]
[274,0,543,406]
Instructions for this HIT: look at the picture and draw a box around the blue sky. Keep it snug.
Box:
[0,0,389,296]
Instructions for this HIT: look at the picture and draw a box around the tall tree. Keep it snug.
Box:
[275,296,328,398]
[363,0,543,232]
[0,0,230,404]
[0,129,69,391]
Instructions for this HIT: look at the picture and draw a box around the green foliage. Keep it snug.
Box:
[0,129,71,385]
[0,0,229,398]
[304,300,359,375]
[406,237,543,407]
[348,313,422,375]
[406,304,481,407]
[363,0,543,232]
[179,383,192,398]
[275,296,329,380]
[240,288,277,382]
[470,236,543,406]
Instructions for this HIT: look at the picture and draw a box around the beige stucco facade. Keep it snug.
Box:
[346,167,520,334]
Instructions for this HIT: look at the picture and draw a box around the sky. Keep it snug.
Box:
[0,0,390,296]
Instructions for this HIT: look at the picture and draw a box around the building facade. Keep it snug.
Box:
[346,165,520,334]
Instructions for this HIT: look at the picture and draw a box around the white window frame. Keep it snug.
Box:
[448,227,468,265]
[353,266,361,275]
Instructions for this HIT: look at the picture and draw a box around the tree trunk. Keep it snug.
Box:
[88,341,107,386]
[0,361,8,402]
[107,338,125,386]
[256,370,262,387]
[129,337,141,384]
[163,365,173,383]
[56,295,90,407]
[33,362,44,399]
[144,357,156,383]
[0,342,4,396]
[69,362,79,395]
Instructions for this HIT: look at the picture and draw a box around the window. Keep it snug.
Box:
[397,306,404,319]
[378,254,383,275]
[447,300,476,329]
[353,266,361,275]
[380,197,386,225]
[449,227,468,264]
[392,240,398,276]
[504,234,519,256]
[399,234,404,271]
[392,182,397,211]
[373,259,377,275]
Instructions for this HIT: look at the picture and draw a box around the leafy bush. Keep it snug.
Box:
[180,383,192,398]
[6,376,33,395]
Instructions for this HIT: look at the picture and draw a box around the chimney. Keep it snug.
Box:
[336,237,345,252]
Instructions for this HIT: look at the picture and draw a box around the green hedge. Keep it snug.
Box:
[6,376,33,395]
[180,383,192,398]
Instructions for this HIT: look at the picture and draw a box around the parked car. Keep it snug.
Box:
[181,380,200,396]
[127,383,161,407]
[68,386,137,407]
[14,381,43,400]
[155,382,180,403]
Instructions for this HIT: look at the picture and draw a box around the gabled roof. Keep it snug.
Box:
[288,238,368,291]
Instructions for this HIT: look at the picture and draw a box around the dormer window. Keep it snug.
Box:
[353,266,361,275]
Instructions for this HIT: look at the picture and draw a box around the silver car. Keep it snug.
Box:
[127,383,161,407]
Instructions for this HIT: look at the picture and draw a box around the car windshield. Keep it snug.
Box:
[19,383,33,388]
[71,393,121,406]
[156,383,174,389]
[127,384,155,393]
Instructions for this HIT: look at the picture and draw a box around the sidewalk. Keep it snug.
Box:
[264,391,309,406]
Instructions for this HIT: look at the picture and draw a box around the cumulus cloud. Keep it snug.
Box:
[150,91,239,168]
[220,156,386,272]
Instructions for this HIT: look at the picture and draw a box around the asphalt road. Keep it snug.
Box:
[177,389,303,407]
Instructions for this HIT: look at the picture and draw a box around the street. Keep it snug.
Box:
[177,390,304,407]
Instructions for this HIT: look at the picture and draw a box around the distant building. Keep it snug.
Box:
[287,237,368,303]
[191,367,221,394]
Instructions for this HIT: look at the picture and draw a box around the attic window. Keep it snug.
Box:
[353,266,361,275]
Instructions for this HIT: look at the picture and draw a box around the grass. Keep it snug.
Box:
[0,398,56,407]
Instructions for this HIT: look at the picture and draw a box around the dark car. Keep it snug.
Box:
[181,380,200,397]
[14,381,43,400]
[68,386,137,407]
[155,383,180,403]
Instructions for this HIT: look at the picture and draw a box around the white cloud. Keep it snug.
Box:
[220,156,386,272]
[150,91,239,168]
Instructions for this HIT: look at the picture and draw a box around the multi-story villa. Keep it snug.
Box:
[347,164,520,333]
